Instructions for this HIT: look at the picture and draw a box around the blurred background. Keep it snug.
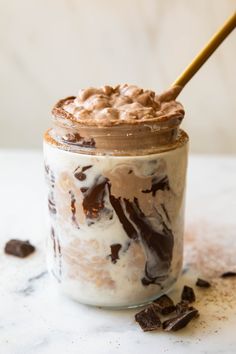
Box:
[0,0,235,153]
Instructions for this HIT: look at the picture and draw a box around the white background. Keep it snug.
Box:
[0,0,235,152]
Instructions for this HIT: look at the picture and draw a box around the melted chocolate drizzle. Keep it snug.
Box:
[142,175,170,196]
[82,176,109,219]
[114,197,173,285]
[109,193,138,240]
[81,174,174,286]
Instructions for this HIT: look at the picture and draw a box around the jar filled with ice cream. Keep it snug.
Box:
[44,84,188,308]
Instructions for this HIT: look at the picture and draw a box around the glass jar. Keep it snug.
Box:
[44,99,188,308]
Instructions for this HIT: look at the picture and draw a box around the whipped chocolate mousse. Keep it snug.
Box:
[44,84,188,308]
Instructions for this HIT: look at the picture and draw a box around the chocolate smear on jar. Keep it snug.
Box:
[109,244,122,264]
[81,173,174,285]
[82,176,113,221]
[142,175,170,196]
[69,191,79,228]
[74,165,92,181]
[108,189,174,285]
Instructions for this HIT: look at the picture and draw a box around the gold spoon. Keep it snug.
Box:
[171,12,236,98]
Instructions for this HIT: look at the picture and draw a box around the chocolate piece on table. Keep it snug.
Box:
[181,285,196,303]
[175,300,192,315]
[221,271,236,278]
[163,308,199,331]
[196,278,211,288]
[153,294,176,315]
[4,239,35,258]
[135,304,162,332]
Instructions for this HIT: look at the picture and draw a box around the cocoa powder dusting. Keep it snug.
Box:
[184,222,236,325]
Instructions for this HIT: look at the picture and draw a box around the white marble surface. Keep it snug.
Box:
[0,0,236,152]
[0,150,236,354]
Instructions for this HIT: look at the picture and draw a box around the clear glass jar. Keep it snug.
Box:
[44,106,188,308]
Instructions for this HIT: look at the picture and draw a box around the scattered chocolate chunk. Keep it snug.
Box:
[4,239,35,258]
[109,244,122,264]
[181,285,196,303]
[196,278,211,288]
[221,271,236,278]
[135,304,162,332]
[175,301,195,315]
[128,170,133,174]
[153,294,176,315]
[162,308,199,331]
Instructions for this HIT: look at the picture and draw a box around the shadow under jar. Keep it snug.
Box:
[44,96,189,309]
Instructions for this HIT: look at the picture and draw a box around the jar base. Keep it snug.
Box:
[57,277,179,310]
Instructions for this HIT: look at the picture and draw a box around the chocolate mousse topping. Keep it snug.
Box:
[52,84,184,127]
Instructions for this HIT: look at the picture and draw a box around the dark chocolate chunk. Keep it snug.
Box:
[135,304,162,332]
[128,170,133,174]
[74,172,86,181]
[181,285,196,303]
[4,239,35,258]
[221,271,236,278]
[196,278,211,288]
[153,294,176,315]
[109,244,122,264]
[162,308,199,331]
[175,301,194,315]
[142,175,170,196]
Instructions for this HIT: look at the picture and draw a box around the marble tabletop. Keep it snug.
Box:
[0,150,236,354]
